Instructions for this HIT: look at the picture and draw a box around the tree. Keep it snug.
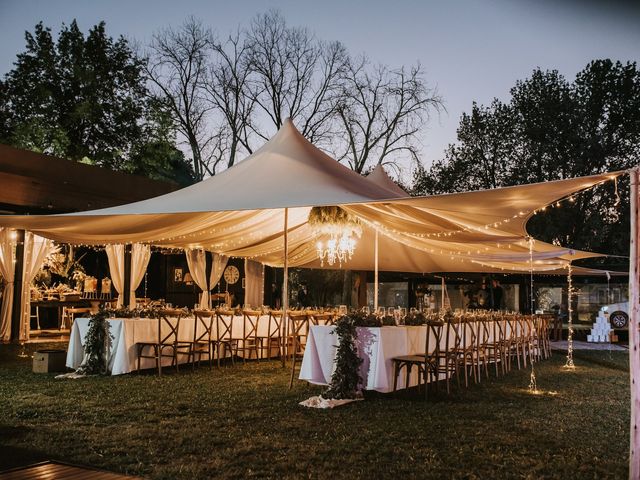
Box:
[206,29,255,168]
[127,98,195,186]
[414,60,640,258]
[336,57,442,174]
[246,10,348,146]
[146,17,218,180]
[0,20,193,184]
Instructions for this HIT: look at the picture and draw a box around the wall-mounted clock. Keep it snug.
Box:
[223,265,240,285]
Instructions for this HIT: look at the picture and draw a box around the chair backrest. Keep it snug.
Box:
[268,310,283,338]
[477,317,492,347]
[445,319,463,353]
[193,310,214,344]
[311,313,333,326]
[493,315,506,344]
[462,318,478,351]
[216,309,234,342]
[288,312,309,337]
[242,309,261,340]
[424,320,444,361]
[158,308,183,345]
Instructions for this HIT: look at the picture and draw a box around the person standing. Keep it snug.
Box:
[297,284,310,308]
[491,279,504,311]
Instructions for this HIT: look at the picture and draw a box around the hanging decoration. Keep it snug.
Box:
[308,206,362,267]
[527,237,539,393]
[565,262,575,369]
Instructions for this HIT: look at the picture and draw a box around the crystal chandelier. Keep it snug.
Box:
[308,206,361,267]
[316,231,358,267]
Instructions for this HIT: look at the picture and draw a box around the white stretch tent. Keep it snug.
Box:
[0,119,622,274]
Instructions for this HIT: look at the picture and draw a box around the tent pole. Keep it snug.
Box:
[374,229,379,312]
[629,168,640,480]
[282,208,289,369]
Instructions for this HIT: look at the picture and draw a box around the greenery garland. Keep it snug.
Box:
[77,308,113,375]
[308,206,362,237]
[323,315,363,400]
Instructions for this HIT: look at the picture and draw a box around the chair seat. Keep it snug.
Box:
[393,354,434,364]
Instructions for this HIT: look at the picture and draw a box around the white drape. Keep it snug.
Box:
[20,232,53,341]
[0,228,15,342]
[244,259,264,307]
[105,244,125,308]
[209,252,228,291]
[185,248,209,309]
[129,243,151,309]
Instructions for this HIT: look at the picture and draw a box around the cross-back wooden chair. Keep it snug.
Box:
[237,309,261,362]
[136,308,184,375]
[311,313,334,326]
[435,319,464,394]
[474,317,492,381]
[261,310,283,360]
[487,315,509,376]
[214,309,237,367]
[392,321,444,399]
[287,312,310,359]
[180,310,214,370]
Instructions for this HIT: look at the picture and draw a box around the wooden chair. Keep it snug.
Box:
[236,309,261,362]
[474,317,492,381]
[259,310,283,360]
[487,315,508,376]
[392,321,444,399]
[453,318,477,388]
[434,319,464,394]
[30,304,41,331]
[287,312,310,359]
[311,313,334,326]
[179,310,214,370]
[507,315,528,370]
[136,308,184,375]
[61,307,92,330]
[533,314,552,361]
[214,309,237,367]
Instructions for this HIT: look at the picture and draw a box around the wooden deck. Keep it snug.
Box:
[0,461,140,479]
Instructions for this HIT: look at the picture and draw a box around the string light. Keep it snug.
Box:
[527,236,540,393]
[565,262,575,369]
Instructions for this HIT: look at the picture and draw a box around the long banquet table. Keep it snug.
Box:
[299,324,499,393]
[66,314,278,375]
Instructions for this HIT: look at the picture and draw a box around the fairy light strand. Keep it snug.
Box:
[565,262,575,369]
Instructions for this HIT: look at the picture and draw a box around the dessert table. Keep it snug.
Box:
[66,314,279,375]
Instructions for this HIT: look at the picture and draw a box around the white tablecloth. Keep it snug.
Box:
[67,314,279,375]
[299,324,499,393]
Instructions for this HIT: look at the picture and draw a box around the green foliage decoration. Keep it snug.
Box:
[77,309,113,375]
[403,312,427,326]
[323,315,363,400]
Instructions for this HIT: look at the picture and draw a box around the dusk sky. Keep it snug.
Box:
[1,0,639,171]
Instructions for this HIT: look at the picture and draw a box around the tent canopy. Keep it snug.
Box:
[0,120,625,274]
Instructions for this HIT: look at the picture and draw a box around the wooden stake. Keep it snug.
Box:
[629,168,640,480]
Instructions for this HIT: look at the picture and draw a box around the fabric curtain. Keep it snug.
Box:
[244,259,264,308]
[0,228,15,342]
[20,232,54,341]
[185,248,209,309]
[209,253,228,291]
[129,243,151,309]
[105,244,125,308]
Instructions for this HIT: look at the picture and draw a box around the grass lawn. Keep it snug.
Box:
[0,343,630,479]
